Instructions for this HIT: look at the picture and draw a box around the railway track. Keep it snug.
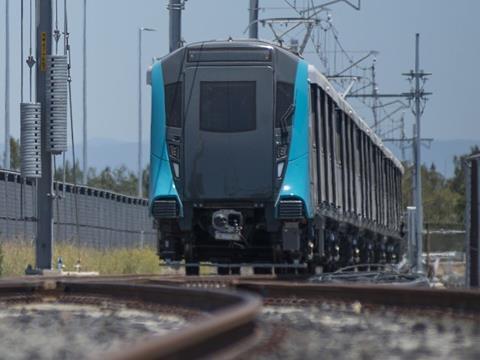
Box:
[0,278,261,360]
[0,275,479,359]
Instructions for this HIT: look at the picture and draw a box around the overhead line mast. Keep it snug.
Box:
[4,0,10,169]
[36,0,54,270]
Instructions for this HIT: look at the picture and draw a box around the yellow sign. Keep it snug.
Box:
[40,32,47,72]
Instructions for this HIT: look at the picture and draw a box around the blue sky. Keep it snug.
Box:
[0,0,479,150]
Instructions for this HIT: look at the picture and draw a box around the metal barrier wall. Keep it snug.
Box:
[0,169,156,248]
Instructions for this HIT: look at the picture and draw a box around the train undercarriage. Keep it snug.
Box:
[155,206,403,276]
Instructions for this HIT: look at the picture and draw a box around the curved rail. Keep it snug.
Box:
[0,280,262,360]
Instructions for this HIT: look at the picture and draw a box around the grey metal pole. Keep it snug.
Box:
[138,28,142,197]
[168,0,182,52]
[138,27,157,197]
[249,0,259,39]
[414,33,423,273]
[36,0,53,270]
[82,0,87,184]
[371,59,378,132]
[466,156,480,287]
[4,0,10,169]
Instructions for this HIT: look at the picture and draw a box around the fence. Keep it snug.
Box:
[0,169,156,249]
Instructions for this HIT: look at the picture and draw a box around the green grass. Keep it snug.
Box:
[0,241,161,277]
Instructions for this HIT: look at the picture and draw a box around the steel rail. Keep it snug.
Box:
[141,276,480,313]
[0,280,262,360]
[234,281,480,312]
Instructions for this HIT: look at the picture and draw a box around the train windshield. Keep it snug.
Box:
[200,81,256,132]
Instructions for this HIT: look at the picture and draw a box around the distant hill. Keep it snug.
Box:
[2,138,479,179]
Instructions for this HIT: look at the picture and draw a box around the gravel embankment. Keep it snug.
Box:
[0,301,188,360]
[251,302,480,360]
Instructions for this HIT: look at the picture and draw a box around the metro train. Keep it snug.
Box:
[147,40,404,275]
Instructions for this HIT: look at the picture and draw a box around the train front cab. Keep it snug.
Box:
[148,41,404,274]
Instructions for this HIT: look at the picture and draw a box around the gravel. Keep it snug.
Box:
[251,302,480,360]
[0,300,188,360]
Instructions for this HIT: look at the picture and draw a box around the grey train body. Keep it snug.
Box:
[148,40,404,274]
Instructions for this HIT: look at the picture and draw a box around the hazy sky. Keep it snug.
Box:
[0,0,479,151]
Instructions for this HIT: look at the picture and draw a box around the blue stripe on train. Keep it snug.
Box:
[275,60,313,218]
[149,62,183,216]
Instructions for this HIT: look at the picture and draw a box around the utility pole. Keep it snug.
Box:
[249,0,259,39]
[347,34,431,272]
[36,0,54,270]
[168,0,183,52]
[138,27,157,197]
[410,33,427,273]
[371,59,379,132]
[82,0,87,184]
[137,28,143,197]
[4,0,10,169]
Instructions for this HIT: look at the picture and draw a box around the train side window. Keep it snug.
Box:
[320,91,327,153]
[165,82,183,128]
[275,82,294,128]
[335,109,342,164]
[200,81,256,132]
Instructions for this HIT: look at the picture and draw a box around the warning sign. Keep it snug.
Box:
[40,32,47,71]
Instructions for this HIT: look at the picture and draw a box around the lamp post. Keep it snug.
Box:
[137,27,156,197]
[4,0,10,169]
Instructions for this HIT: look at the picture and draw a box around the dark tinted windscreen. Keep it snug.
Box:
[200,81,256,132]
[165,82,182,127]
[275,82,294,127]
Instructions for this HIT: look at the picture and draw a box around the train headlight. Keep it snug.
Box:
[172,162,180,178]
[277,161,285,178]
[276,144,288,159]
[168,143,179,160]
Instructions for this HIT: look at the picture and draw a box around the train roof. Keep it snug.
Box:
[160,39,404,173]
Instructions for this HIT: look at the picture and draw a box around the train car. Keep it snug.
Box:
[147,39,404,275]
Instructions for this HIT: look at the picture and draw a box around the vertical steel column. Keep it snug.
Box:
[406,206,416,267]
[414,33,423,273]
[371,60,378,132]
[137,28,142,197]
[82,0,87,184]
[36,0,53,270]
[4,0,10,169]
[249,0,259,39]
[137,27,156,197]
[466,156,480,287]
[169,0,182,52]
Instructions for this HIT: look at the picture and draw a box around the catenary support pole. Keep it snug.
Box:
[138,27,156,197]
[249,0,259,39]
[414,33,423,273]
[169,0,182,52]
[466,155,480,287]
[371,59,379,131]
[36,0,53,270]
[4,0,10,169]
[137,28,143,197]
[82,0,87,184]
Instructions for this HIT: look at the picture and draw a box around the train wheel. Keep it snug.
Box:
[217,266,230,275]
[185,265,199,276]
[253,267,272,275]
[230,267,241,275]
